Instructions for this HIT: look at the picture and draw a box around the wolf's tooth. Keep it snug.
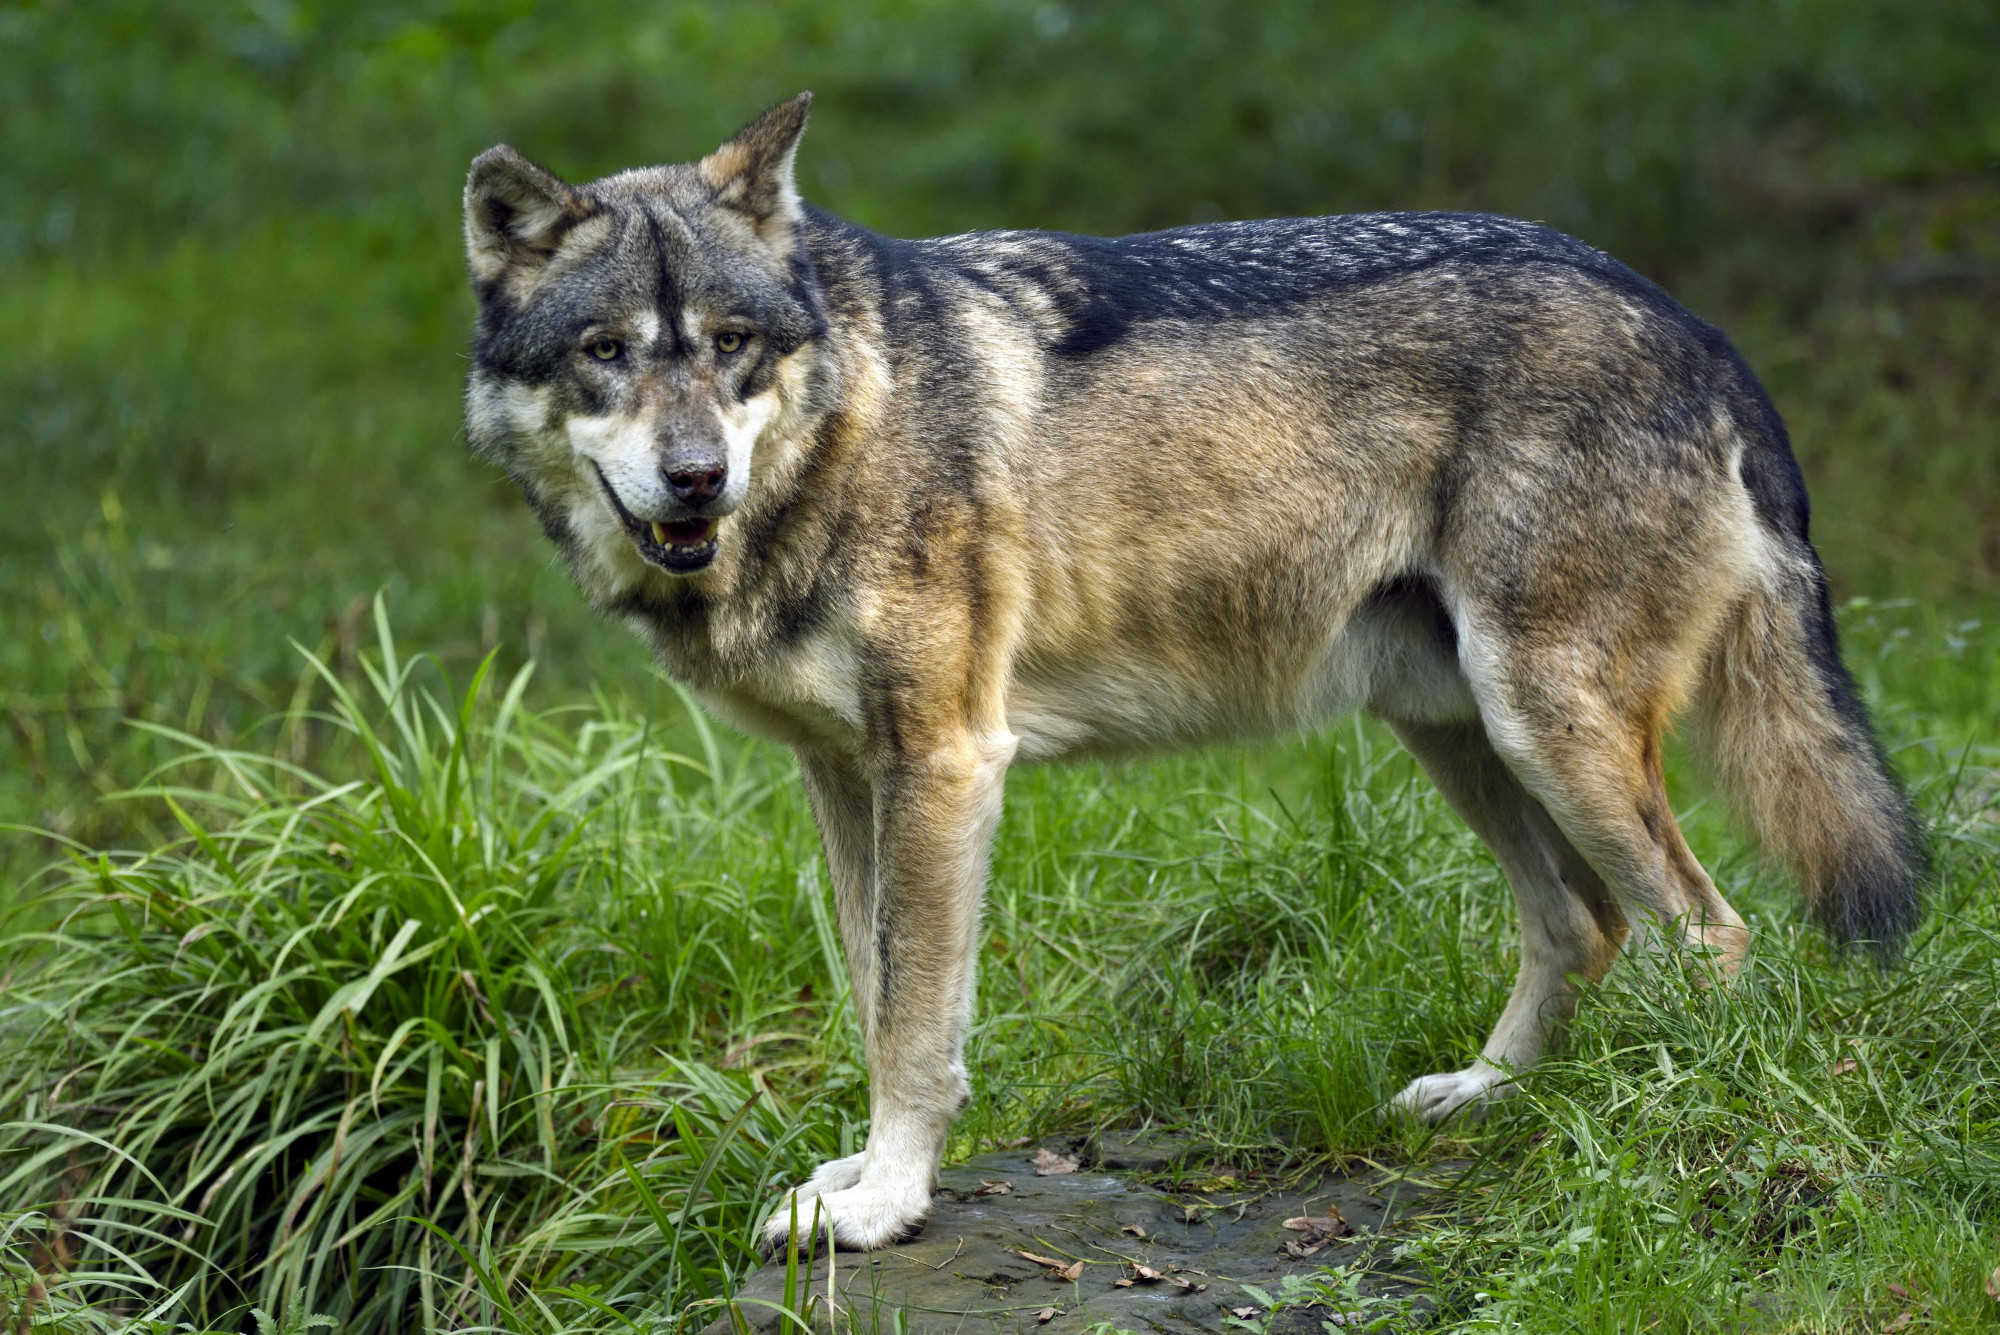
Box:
[651,521,668,544]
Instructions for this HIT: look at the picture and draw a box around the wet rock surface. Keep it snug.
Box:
[709,1140,1433,1334]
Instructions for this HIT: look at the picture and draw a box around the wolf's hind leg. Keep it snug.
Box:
[1451,619,1751,1067]
[1476,678,1750,977]
[1384,718,1628,1120]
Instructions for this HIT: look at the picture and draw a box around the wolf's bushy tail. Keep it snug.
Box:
[1694,551,1927,960]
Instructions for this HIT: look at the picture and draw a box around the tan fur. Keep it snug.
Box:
[463,100,1923,1250]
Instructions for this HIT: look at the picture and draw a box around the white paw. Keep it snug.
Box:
[1390,1063,1512,1122]
[762,1183,929,1252]
[761,1151,865,1251]
[798,1150,868,1198]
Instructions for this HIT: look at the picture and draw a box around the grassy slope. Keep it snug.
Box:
[2,1,1997,1330]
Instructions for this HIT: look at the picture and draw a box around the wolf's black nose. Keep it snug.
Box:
[665,462,726,504]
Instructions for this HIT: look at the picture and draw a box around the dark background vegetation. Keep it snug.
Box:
[3,0,1997,864]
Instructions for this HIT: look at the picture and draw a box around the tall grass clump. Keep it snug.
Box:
[0,603,854,1332]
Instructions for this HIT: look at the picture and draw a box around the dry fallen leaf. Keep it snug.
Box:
[1284,1239,1324,1258]
[1036,1307,1057,1324]
[1986,1264,2000,1303]
[1120,1222,1147,1238]
[1830,1056,1860,1076]
[1230,1306,1260,1320]
[1166,1274,1206,1293]
[1014,1250,1067,1267]
[1113,1278,1134,1289]
[1886,1283,1910,1301]
[1130,1263,1166,1283]
[1011,1249,1083,1281]
[1181,1204,1202,1223]
[974,1179,1013,1196]
[1882,1313,1913,1333]
[1033,1148,1081,1176]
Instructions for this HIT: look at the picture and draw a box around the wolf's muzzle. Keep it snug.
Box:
[590,461,721,574]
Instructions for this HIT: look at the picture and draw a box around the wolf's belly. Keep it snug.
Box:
[1003,591,1477,763]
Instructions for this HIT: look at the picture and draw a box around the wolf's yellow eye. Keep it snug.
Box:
[715,332,744,354]
[589,338,621,361]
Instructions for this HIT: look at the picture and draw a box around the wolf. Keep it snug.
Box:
[461,93,1924,1250]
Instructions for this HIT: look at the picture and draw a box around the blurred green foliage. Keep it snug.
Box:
[1,0,1996,854]
[7,0,1999,263]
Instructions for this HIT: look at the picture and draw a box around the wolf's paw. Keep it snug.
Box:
[761,1152,866,1251]
[762,1183,928,1252]
[1390,1064,1511,1122]
[797,1151,869,1199]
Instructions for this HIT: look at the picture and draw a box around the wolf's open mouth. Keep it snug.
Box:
[651,517,715,545]
[635,516,720,571]
[591,465,720,574]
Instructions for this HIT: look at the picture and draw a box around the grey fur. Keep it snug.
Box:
[464,96,1925,1249]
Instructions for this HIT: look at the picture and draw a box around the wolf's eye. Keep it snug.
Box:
[588,338,622,361]
[715,332,744,355]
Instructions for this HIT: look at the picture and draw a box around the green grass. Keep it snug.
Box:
[3,611,850,1331]
[3,1,1999,1330]
[3,604,1996,1332]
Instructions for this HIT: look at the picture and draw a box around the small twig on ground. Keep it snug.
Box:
[890,1237,966,1271]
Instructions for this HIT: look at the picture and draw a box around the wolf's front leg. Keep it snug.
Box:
[767,734,1013,1250]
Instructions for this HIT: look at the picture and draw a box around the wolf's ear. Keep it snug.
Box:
[698,92,812,255]
[465,146,588,287]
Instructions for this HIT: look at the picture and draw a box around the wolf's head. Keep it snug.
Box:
[463,93,830,590]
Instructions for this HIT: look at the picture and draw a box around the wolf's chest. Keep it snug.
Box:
[646,615,869,755]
